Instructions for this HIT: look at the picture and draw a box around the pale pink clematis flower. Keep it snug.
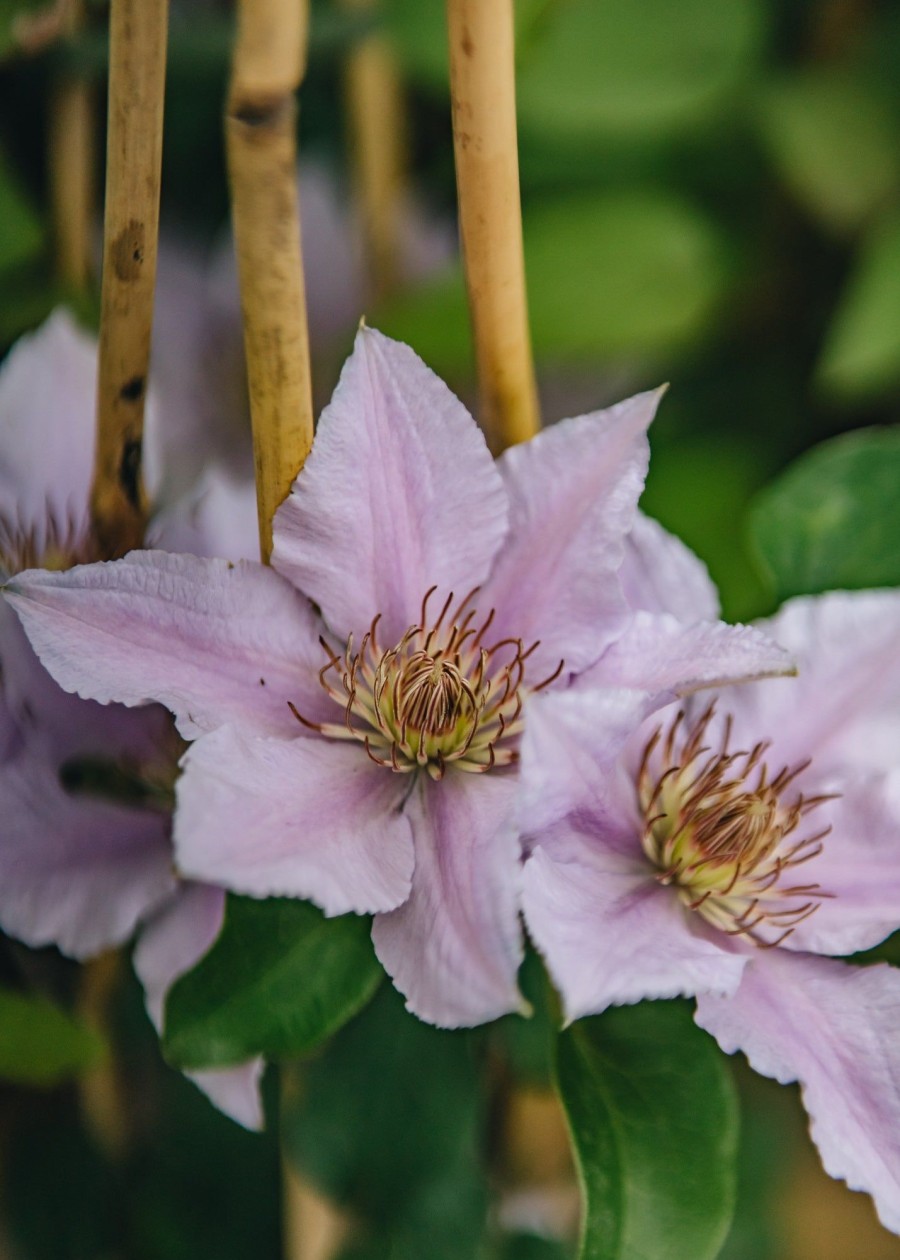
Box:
[520,538,900,1230]
[0,311,262,1128]
[6,328,789,1027]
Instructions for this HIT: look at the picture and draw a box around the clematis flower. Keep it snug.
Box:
[0,310,262,1128]
[520,548,900,1230]
[6,328,789,1027]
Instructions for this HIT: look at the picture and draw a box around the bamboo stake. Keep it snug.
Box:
[90,0,168,559]
[226,0,315,564]
[47,0,94,291]
[342,0,407,300]
[446,0,539,452]
[282,1157,349,1260]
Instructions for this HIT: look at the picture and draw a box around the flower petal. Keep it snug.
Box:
[695,950,900,1234]
[0,310,96,560]
[479,390,660,681]
[578,612,794,702]
[519,686,659,843]
[783,769,900,957]
[523,841,747,1023]
[619,511,719,619]
[133,883,264,1130]
[371,771,524,1028]
[175,727,414,914]
[5,551,332,739]
[272,327,508,645]
[149,469,259,564]
[721,590,900,776]
[0,750,175,958]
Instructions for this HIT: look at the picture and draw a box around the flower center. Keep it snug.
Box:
[637,704,835,947]
[0,508,96,577]
[291,587,562,780]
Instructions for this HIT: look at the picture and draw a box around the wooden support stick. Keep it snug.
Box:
[226,0,315,564]
[342,0,407,300]
[90,0,168,559]
[47,0,94,291]
[282,1156,349,1260]
[446,0,539,452]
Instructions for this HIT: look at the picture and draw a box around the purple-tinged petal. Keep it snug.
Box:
[371,772,524,1028]
[720,590,900,776]
[523,841,747,1023]
[5,551,334,739]
[0,750,175,958]
[696,950,900,1234]
[0,599,174,768]
[149,470,259,564]
[782,769,900,958]
[479,391,661,681]
[175,727,414,914]
[272,327,508,646]
[578,612,794,703]
[619,511,719,620]
[133,883,264,1130]
[0,311,96,565]
[519,687,659,845]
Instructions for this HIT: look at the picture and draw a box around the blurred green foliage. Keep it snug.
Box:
[0,987,104,1085]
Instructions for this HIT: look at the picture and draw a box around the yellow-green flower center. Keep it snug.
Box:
[637,704,834,946]
[291,587,562,779]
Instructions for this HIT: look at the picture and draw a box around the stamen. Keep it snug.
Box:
[638,702,836,948]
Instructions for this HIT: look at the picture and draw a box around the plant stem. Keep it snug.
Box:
[90,0,168,559]
[446,0,539,452]
[47,0,94,291]
[342,0,407,300]
[226,0,315,564]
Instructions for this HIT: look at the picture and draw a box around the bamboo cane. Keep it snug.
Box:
[226,0,315,564]
[90,0,168,559]
[342,0,407,300]
[47,0,94,291]
[446,0,539,452]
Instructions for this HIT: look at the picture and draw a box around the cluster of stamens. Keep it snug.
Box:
[637,703,835,947]
[0,504,95,577]
[291,587,562,779]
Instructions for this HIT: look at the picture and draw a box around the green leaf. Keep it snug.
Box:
[516,0,765,144]
[756,71,900,235]
[0,988,105,1086]
[377,191,732,377]
[0,146,44,274]
[816,211,900,401]
[163,896,383,1069]
[747,426,900,600]
[525,193,732,362]
[283,984,487,1259]
[556,1001,738,1260]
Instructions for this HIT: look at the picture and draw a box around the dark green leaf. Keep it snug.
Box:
[816,211,900,401]
[0,146,44,274]
[283,984,487,1259]
[516,0,765,144]
[0,988,105,1085]
[748,426,900,600]
[556,1001,738,1260]
[756,71,900,235]
[163,896,383,1069]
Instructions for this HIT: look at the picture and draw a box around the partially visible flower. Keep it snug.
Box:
[6,327,789,1027]
[0,311,262,1128]
[520,567,900,1231]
